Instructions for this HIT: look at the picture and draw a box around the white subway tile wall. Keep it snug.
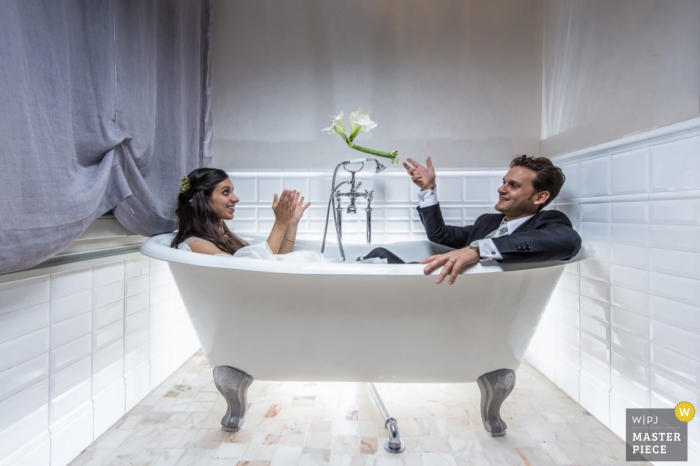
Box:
[529,118,700,459]
[0,254,199,466]
[227,169,505,245]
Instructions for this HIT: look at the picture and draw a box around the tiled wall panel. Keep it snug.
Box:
[0,254,199,466]
[528,118,700,453]
[228,169,505,245]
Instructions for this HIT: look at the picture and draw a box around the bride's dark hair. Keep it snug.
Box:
[171,168,248,254]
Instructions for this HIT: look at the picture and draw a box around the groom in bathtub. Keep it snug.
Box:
[403,155,581,285]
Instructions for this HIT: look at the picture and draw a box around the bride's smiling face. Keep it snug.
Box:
[207,178,239,220]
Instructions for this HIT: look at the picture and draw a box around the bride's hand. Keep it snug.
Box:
[292,195,311,223]
[272,190,297,224]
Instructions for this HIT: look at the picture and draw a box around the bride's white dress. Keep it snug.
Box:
[177,236,330,263]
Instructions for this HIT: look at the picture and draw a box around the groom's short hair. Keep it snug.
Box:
[510,155,565,209]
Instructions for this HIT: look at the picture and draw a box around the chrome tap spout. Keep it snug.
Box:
[320,159,384,260]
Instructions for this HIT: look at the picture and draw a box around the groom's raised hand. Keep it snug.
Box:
[403,157,436,190]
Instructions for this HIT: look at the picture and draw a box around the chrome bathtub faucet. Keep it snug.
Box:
[321,158,386,261]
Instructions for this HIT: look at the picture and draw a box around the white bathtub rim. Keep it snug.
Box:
[141,233,593,276]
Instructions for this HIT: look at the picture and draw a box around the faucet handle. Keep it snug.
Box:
[366,190,374,202]
[355,181,362,191]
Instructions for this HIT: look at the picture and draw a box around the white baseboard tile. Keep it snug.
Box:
[611,368,651,410]
[50,379,91,426]
[92,358,124,396]
[150,351,171,389]
[555,358,580,402]
[0,434,50,466]
[50,407,93,466]
[579,373,611,427]
[0,405,49,464]
[556,337,581,370]
[687,447,700,466]
[608,390,642,441]
[536,346,557,383]
[93,380,125,440]
[125,363,151,412]
[689,438,700,462]
[124,344,149,374]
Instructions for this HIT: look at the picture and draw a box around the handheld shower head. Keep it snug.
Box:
[374,161,387,173]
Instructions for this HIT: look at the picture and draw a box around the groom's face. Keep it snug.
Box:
[495,166,546,220]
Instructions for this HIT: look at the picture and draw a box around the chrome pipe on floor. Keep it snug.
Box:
[368,383,405,454]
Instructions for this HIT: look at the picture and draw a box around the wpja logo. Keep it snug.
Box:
[626,402,695,461]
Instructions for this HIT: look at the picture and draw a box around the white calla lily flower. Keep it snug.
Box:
[321,111,348,142]
[349,108,377,141]
[321,109,398,163]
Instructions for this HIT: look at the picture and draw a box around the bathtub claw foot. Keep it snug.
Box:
[477,368,515,437]
[213,366,254,432]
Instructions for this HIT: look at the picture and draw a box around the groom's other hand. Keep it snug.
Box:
[421,247,480,285]
[403,157,436,190]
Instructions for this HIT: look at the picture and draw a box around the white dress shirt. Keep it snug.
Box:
[418,188,535,261]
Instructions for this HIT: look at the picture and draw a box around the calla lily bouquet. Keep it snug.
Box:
[322,109,399,163]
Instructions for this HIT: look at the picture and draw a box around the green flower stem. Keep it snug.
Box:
[347,142,399,163]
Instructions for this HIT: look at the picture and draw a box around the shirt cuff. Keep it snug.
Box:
[477,239,503,262]
[417,188,439,208]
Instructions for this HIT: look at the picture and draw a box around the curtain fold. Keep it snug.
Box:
[0,0,213,274]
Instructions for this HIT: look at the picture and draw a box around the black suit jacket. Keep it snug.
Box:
[418,204,582,263]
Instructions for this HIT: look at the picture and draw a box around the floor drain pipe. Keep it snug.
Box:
[368,383,405,454]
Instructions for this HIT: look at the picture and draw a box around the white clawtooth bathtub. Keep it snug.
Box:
[141,233,592,438]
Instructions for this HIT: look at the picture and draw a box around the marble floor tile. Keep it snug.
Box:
[87,428,134,450]
[418,437,452,454]
[306,432,333,449]
[420,453,458,466]
[327,454,366,466]
[69,354,651,466]
[67,449,115,466]
[271,445,304,466]
[453,458,489,466]
[175,448,216,466]
[332,420,360,436]
[373,457,405,466]
[360,437,378,455]
[446,438,484,458]
[358,420,382,438]
[214,442,248,460]
[133,448,186,466]
[299,447,331,466]
[332,436,360,455]
[280,434,306,447]
[309,420,332,433]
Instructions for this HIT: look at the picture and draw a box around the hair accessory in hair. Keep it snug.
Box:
[179,176,191,194]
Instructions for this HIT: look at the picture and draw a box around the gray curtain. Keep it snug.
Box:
[0,0,214,274]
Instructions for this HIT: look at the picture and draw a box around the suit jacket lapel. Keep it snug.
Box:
[472,214,505,240]
[511,211,541,233]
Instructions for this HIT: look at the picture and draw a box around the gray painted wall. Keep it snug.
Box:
[541,0,700,157]
[211,0,542,170]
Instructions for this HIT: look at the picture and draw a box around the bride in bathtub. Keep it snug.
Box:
[172,168,326,262]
